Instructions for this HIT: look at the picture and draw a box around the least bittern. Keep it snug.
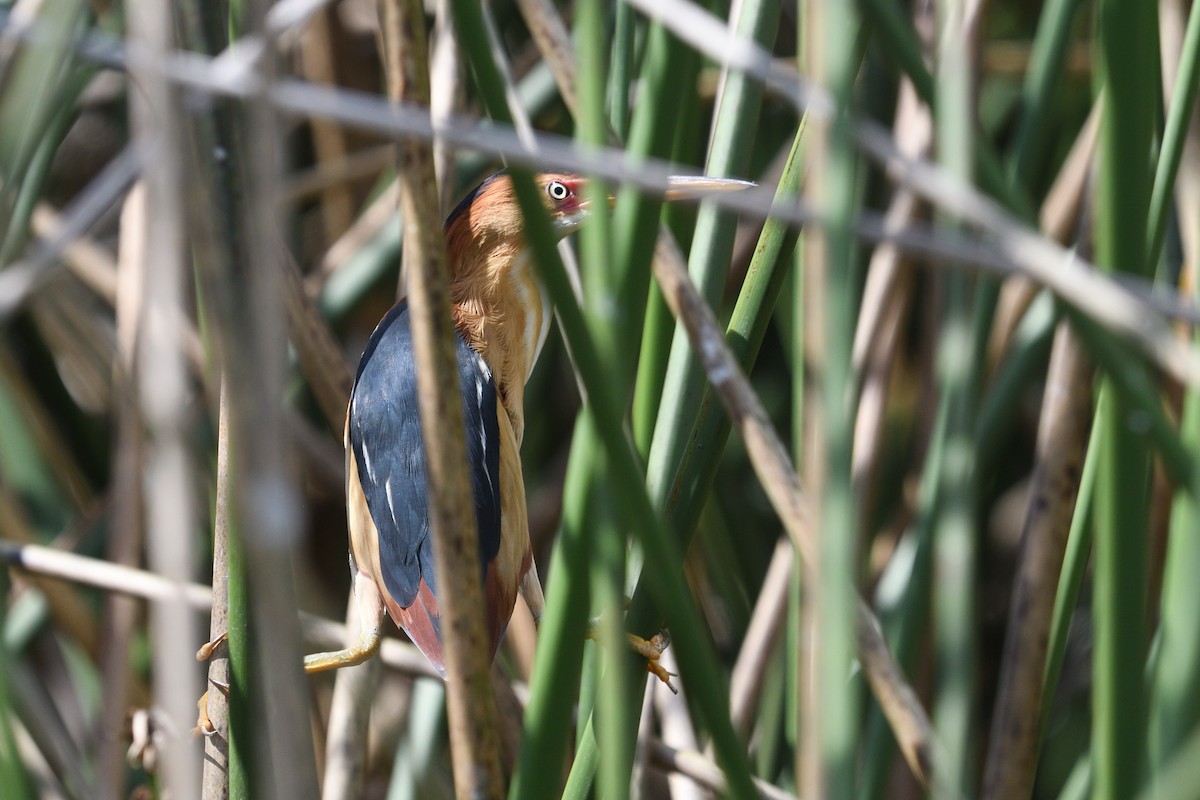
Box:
[303,170,750,683]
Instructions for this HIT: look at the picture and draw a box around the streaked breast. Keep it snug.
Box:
[508,251,552,384]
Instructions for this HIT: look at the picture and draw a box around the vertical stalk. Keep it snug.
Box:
[1008,0,1086,192]
[932,1,977,797]
[381,1,503,796]
[0,548,30,798]
[644,0,780,501]
[185,1,321,795]
[792,8,809,790]
[509,419,595,800]
[1146,0,1200,268]
[608,1,636,141]
[624,22,703,460]
[1093,2,1157,798]
[804,0,860,795]
[980,325,1091,800]
[126,3,202,797]
[225,464,251,800]
[202,384,232,800]
[575,1,632,797]
[1146,329,1200,783]
[1147,1,1200,780]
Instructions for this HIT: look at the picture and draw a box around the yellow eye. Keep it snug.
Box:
[547,180,570,201]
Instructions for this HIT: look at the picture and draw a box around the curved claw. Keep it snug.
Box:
[196,632,228,662]
[195,691,216,736]
[194,680,229,737]
[628,630,677,694]
[194,633,229,736]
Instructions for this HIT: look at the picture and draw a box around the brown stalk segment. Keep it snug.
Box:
[981,325,1092,799]
[380,0,504,797]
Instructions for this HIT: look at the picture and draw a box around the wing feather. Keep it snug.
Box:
[348,301,502,651]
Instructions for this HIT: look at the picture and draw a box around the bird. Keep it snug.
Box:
[301,170,752,683]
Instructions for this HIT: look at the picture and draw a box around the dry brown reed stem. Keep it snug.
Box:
[98,185,150,800]
[430,0,462,211]
[194,1,319,793]
[850,81,932,376]
[310,179,401,292]
[279,246,353,430]
[30,204,117,303]
[512,0,579,116]
[0,538,440,676]
[851,79,931,519]
[381,0,503,796]
[651,223,939,788]
[980,323,1092,800]
[727,537,793,743]
[987,101,1101,371]
[1160,0,1200,268]
[291,31,383,800]
[297,5,357,244]
[490,666,526,776]
[282,144,394,206]
[978,97,1106,800]
[644,741,800,800]
[653,649,703,800]
[127,1,203,791]
[0,488,101,658]
[320,602,381,800]
[201,385,232,800]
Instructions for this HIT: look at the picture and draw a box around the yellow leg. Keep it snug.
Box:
[585,615,678,694]
[626,630,675,692]
[194,635,230,735]
[303,631,381,672]
[195,570,386,732]
[305,568,385,673]
[194,681,229,736]
[519,561,546,627]
[196,631,227,661]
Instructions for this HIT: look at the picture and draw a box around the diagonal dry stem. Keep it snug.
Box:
[650,210,942,788]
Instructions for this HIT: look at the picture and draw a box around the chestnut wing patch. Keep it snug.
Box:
[348,301,502,610]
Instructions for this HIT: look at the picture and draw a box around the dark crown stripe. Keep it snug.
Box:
[444,170,507,230]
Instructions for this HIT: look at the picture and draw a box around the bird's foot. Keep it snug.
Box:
[194,680,230,736]
[627,630,677,694]
[194,632,228,735]
[587,618,678,694]
[196,631,228,661]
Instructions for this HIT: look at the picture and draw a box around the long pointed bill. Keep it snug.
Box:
[663,175,756,201]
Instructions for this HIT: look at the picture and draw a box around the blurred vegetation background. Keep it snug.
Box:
[0,0,1197,798]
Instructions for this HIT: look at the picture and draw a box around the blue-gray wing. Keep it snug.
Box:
[347,301,502,608]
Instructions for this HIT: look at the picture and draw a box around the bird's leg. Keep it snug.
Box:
[193,571,386,733]
[304,568,386,673]
[585,613,677,695]
[518,560,546,629]
[517,559,676,692]
[193,633,229,735]
[626,630,676,692]
[194,676,229,736]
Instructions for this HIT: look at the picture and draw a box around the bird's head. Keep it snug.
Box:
[442,172,593,255]
[442,168,753,392]
[444,170,752,272]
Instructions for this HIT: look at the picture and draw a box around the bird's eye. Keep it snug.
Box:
[546,180,570,201]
